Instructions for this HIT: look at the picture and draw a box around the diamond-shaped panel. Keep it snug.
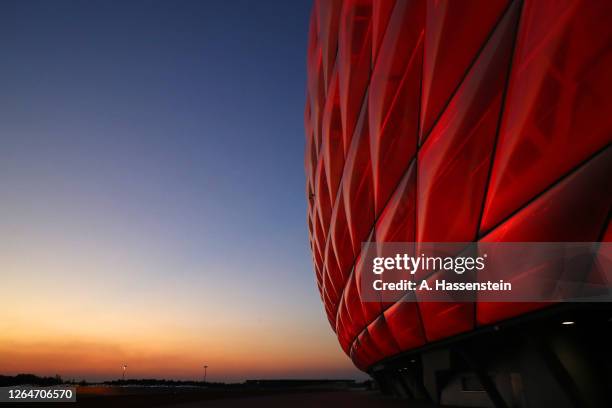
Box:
[305,0,612,372]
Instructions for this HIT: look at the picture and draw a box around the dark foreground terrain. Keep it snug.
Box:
[10,386,453,407]
[169,390,438,407]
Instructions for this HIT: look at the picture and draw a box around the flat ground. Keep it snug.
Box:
[169,390,410,407]
[15,387,452,407]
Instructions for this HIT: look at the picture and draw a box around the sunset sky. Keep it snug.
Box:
[0,0,366,382]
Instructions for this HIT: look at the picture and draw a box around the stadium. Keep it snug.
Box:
[304,0,611,406]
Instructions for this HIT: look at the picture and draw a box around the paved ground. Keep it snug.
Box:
[18,387,452,407]
[168,390,411,407]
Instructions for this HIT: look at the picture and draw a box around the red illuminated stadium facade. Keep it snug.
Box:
[305,0,611,406]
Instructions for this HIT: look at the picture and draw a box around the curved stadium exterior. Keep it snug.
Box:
[304,0,611,406]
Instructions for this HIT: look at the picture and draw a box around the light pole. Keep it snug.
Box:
[203,365,208,383]
[122,364,127,381]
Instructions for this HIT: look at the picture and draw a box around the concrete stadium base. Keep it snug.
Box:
[370,303,612,408]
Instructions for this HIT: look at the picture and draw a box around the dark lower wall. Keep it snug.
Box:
[371,304,612,408]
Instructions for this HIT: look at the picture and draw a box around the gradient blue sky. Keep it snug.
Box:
[0,0,366,381]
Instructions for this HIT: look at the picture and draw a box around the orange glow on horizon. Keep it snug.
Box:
[0,283,360,382]
[0,337,356,382]
[0,243,365,382]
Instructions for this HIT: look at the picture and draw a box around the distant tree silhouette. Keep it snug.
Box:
[0,374,63,386]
